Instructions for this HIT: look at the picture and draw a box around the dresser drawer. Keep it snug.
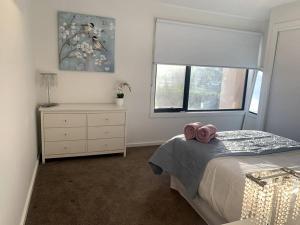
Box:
[44,114,86,128]
[44,127,86,141]
[88,126,124,139]
[87,113,125,126]
[88,138,124,152]
[45,140,86,155]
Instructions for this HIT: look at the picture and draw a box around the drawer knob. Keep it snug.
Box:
[104,131,109,134]
[64,120,67,123]
[64,146,68,150]
[64,133,68,136]
[104,144,108,147]
[105,118,109,121]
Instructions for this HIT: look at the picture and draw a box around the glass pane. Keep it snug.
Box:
[188,67,247,110]
[155,64,186,109]
[249,71,263,114]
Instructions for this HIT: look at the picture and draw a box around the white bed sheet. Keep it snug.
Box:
[198,150,300,222]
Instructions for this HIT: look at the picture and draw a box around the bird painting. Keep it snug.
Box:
[92,36,107,51]
[58,11,115,73]
[82,22,95,34]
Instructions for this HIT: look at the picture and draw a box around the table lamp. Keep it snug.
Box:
[241,168,300,225]
[40,72,58,107]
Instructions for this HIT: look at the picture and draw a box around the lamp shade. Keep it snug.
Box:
[39,72,58,87]
[241,168,300,225]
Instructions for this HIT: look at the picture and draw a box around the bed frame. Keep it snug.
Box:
[170,176,227,225]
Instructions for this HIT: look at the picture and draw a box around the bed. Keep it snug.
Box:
[149,130,300,225]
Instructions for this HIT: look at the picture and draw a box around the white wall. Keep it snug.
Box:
[0,0,38,225]
[265,29,300,141]
[31,0,267,145]
[261,1,300,140]
[270,1,300,23]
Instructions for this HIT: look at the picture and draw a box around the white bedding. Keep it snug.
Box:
[198,150,300,222]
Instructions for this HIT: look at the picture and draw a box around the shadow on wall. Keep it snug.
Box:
[14,0,29,11]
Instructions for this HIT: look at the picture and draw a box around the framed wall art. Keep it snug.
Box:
[58,11,115,73]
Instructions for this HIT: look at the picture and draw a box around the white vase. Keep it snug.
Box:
[115,98,124,106]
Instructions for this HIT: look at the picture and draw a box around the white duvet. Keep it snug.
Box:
[198,150,300,222]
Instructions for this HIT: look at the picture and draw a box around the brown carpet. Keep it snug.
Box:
[26,146,207,225]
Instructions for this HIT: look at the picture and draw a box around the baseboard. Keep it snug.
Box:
[126,140,165,148]
[19,159,39,225]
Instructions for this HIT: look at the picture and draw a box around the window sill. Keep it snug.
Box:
[150,110,245,118]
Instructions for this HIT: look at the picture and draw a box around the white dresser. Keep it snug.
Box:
[39,103,127,163]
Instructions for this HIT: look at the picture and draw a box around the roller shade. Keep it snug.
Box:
[154,19,263,68]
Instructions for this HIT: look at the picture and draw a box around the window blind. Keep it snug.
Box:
[154,19,263,68]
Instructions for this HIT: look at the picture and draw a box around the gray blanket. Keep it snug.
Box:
[149,130,300,198]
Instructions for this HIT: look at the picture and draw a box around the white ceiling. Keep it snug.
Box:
[160,0,297,21]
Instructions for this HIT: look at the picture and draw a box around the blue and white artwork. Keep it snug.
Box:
[58,11,115,73]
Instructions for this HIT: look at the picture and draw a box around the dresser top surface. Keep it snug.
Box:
[39,103,126,112]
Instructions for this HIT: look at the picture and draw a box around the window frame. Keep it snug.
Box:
[248,70,263,115]
[154,64,249,113]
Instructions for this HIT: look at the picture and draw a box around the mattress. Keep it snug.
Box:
[198,150,300,222]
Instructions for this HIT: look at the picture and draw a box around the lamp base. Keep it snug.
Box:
[40,103,59,108]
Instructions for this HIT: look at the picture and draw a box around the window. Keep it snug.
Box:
[154,64,248,112]
[154,65,186,110]
[249,71,263,114]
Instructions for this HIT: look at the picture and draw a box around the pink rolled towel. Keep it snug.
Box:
[184,122,204,140]
[195,124,217,143]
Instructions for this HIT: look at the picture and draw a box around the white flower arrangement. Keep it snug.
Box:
[116,82,131,99]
